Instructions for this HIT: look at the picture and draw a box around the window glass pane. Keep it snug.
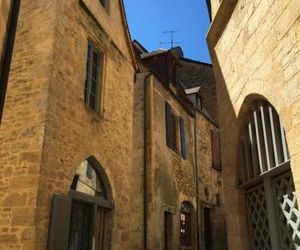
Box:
[181,202,193,213]
[71,160,106,198]
[92,65,98,81]
[93,51,98,66]
[91,79,97,94]
[85,46,91,105]
[89,95,96,111]
[85,43,101,112]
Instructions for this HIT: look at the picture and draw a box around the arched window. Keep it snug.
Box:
[180,201,193,248]
[48,158,112,250]
[239,100,300,250]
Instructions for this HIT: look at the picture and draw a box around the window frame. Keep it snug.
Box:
[68,159,112,249]
[85,41,104,113]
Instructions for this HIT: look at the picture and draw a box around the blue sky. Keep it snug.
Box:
[123,0,212,63]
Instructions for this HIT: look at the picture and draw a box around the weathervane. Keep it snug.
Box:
[159,30,183,48]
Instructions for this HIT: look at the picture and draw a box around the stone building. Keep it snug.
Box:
[207,0,300,249]
[0,0,141,249]
[0,0,228,249]
[133,41,227,250]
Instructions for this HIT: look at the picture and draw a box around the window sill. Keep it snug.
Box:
[84,104,104,123]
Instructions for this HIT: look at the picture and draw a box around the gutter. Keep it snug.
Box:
[194,110,200,250]
[142,72,152,250]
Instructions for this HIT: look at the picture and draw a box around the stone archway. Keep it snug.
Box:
[237,99,300,250]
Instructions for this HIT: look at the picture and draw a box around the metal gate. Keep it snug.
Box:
[239,101,300,250]
[246,171,300,250]
[273,172,300,250]
[247,184,271,249]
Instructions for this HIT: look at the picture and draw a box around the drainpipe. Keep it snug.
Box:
[143,72,152,250]
[194,110,200,250]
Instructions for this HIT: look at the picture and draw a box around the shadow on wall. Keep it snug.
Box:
[209,50,250,250]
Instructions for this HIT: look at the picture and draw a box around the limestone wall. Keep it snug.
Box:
[133,71,227,250]
[0,0,140,249]
[207,0,300,249]
[148,75,197,250]
[196,113,227,250]
[0,0,59,249]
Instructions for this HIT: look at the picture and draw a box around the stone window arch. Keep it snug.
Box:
[238,100,300,250]
[48,157,113,250]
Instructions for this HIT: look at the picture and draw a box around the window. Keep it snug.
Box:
[180,202,193,248]
[165,102,177,152]
[48,158,112,250]
[239,100,300,250]
[85,42,102,112]
[210,129,221,171]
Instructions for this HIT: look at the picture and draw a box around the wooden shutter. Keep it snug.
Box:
[165,102,173,148]
[211,130,221,170]
[180,117,187,159]
[171,111,177,152]
[95,207,106,250]
[47,195,72,250]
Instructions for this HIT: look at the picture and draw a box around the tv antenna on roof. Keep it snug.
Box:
[159,30,183,48]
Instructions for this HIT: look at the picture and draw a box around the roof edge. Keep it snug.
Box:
[180,57,212,67]
[119,0,138,71]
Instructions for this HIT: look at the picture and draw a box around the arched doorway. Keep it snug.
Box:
[238,100,300,249]
[48,157,113,250]
[180,201,194,249]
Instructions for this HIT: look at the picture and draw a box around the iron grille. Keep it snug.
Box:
[247,184,272,250]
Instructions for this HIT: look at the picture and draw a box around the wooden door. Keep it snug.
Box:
[68,201,92,250]
[204,208,212,250]
[95,207,106,250]
[164,212,173,250]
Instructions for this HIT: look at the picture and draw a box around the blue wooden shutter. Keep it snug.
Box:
[47,195,72,250]
[165,102,172,148]
[211,130,221,170]
[180,117,187,159]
